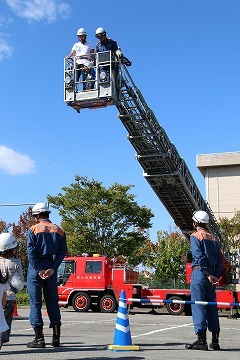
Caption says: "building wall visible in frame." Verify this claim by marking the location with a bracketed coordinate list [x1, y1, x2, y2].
[205, 165, 240, 219]
[197, 152, 240, 220]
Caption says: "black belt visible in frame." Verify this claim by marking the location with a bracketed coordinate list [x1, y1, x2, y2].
[192, 266, 201, 270]
[192, 265, 215, 271]
[38, 257, 53, 261]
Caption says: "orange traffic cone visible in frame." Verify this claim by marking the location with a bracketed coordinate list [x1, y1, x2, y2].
[107, 290, 140, 351]
[13, 302, 21, 318]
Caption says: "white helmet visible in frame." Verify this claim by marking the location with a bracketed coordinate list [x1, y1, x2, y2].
[95, 27, 106, 39]
[192, 210, 209, 224]
[77, 28, 87, 36]
[0, 233, 18, 252]
[31, 202, 51, 215]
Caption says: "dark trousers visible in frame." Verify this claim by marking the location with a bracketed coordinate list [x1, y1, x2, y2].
[27, 265, 61, 328]
[1, 300, 16, 342]
[190, 269, 220, 334]
[76, 64, 95, 90]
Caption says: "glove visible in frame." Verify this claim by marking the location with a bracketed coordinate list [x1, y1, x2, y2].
[115, 48, 123, 58]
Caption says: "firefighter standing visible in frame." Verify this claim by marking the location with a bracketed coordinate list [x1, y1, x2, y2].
[95, 27, 119, 54]
[185, 210, 222, 351]
[95, 27, 121, 83]
[26, 203, 67, 348]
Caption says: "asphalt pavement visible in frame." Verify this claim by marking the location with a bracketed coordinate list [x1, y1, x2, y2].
[1, 307, 240, 359]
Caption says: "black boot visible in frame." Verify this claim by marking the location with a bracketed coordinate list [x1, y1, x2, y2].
[210, 332, 220, 350]
[51, 325, 61, 347]
[185, 331, 208, 350]
[27, 327, 45, 348]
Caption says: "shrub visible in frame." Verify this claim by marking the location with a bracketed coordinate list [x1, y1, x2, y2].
[16, 289, 29, 306]
[16, 289, 46, 306]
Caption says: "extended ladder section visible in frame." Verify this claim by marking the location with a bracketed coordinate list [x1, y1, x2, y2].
[116, 64, 228, 255]
[64, 51, 228, 256]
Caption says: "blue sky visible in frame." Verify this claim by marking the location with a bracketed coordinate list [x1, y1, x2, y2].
[0, 0, 239, 242]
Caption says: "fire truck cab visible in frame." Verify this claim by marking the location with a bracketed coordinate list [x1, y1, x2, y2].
[57, 255, 139, 313]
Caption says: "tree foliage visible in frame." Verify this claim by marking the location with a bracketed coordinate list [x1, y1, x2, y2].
[0, 209, 35, 279]
[11, 208, 36, 278]
[48, 175, 154, 266]
[137, 230, 190, 287]
[219, 211, 240, 248]
[218, 212, 240, 283]
[0, 220, 11, 233]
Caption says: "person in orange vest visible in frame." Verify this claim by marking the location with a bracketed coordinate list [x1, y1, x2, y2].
[185, 211, 222, 351]
[26, 203, 67, 348]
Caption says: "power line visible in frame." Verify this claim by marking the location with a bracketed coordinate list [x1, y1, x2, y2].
[0, 203, 36, 207]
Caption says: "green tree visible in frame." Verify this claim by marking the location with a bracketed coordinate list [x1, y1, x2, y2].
[219, 212, 240, 248]
[138, 230, 190, 288]
[0, 220, 11, 233]
[12, 208, 36, 279]
[48, 175, 154, 266]
[219, 212, 240, 283]
[0, 210, 35, 279]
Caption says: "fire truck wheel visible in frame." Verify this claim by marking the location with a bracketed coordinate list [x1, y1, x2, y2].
[100, 295, 117, 313]
[166, 296, 185, 316]
[72, 292, 91, 312]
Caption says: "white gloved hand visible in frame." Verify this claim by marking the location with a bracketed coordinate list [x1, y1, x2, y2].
[116, 48, 123, 58]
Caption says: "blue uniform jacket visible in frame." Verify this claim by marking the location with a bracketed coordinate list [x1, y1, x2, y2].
[96, 38, 118, 53]
[190, 227, 222, 278]
[27, 219, 67, 272]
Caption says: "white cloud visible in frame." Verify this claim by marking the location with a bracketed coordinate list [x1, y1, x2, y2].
[0, 16, 14, 60]
[58, 2, 71, 19]
[0, 145, 36, 175]
[0, 37, 13, 60]
[0, 1, 71, 61]
[6, 0, 71, 22]
[0, 16, 13, 27]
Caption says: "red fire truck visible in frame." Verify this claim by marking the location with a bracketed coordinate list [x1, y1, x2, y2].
[57, 254, 240, 315]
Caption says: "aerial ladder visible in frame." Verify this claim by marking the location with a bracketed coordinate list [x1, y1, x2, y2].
[64, 51, 231, 276]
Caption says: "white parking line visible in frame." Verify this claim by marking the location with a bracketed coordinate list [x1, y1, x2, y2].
[13, 318, 116, 333]
[132, 323, 193, 337]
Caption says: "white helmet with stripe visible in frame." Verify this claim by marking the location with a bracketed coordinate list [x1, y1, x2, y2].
[77, 28, 87, 36]
[31, 202, 51, 215]
[0, 233, 18, 252]
[192, 210, 209, 224]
